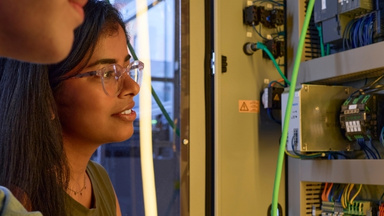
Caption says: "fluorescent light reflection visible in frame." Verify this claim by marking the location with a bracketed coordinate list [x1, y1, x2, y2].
[136, 0, 158, 215]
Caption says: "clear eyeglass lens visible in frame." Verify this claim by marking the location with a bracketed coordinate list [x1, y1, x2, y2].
[101, 61, 143, 96]
[101, 65, 120, 96]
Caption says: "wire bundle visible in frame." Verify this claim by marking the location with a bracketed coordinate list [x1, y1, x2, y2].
[350, 74, 384, 97]
[357, 138, 381, 159]
[343, 12, 376, 50]
[340, 184, 363, 209]
[322, 182, 334, 202]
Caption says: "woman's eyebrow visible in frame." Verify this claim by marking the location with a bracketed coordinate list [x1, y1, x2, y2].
[88, 54, 131, 67]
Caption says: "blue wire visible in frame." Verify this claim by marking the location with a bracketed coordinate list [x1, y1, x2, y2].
[328, 184, 335, 202]
[337, 186, 344, 202]
[359, 138, 378, 159]
[346, 12, 376, 49]
[353, 19, 360, 48]
[369, 13, 375, 44]
[380, 127, 384, 145]
[358, 16, 367, 47]
[252, 23, 269, 40]
[353, 19, 362, 48]
[358, 138, 371, 159]
[329, 151, 350, 159]
[267, 108, 281, 124]
[363, 13, 374, 46]
[343, 19, 354, 50]
[369, 138, 381, 159]
[364, 140, 378, 159]
[366, 13, 373, 45]
[348, 20, 356, 49]
[358, 17, 364, 46]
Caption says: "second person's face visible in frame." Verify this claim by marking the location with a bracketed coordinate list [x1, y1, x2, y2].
[55, 25, 140, 147]
[0, 0, 87, 63]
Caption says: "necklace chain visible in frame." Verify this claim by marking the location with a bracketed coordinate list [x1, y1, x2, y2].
[67, 173, 87, 196]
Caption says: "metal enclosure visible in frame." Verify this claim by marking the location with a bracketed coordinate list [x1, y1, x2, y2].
[281, 84, 355, 153]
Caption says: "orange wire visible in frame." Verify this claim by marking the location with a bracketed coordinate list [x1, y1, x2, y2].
[270, 78, 285, 87]
[325, 183, 333, 201]
[322, 182, 329, 201]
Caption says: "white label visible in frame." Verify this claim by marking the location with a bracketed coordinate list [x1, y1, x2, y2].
[348, 104, 357, 110]
[322, 0, 326, 10]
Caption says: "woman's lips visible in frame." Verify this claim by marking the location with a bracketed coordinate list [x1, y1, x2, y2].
[112, 109, 137, 121]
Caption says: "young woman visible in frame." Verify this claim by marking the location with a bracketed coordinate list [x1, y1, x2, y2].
[0, 0, 142, 215]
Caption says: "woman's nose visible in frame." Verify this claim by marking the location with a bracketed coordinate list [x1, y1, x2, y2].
[118, 74, 140, 97]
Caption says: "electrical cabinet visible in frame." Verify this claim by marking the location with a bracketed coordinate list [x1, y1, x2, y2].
[287, 0, 384, 215]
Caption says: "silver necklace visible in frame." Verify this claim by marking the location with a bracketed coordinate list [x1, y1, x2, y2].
[67, 174, 87, 196]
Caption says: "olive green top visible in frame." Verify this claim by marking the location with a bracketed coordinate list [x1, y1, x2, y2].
[66, 161, 116, 216]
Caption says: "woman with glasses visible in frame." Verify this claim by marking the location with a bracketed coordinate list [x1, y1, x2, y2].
[0, 0, 142, 215]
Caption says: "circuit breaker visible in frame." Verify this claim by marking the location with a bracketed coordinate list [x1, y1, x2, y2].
[281, 84, 356, 154]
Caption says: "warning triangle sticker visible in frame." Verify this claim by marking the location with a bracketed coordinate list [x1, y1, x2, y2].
[240, 102, 249, 111]
[273, 94, 280, 101]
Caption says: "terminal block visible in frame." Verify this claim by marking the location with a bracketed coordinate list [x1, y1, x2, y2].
[243, 5, 259, 26]
[340, 93, 384, 141]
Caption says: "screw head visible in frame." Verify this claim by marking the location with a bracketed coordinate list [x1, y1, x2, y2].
[183, 139, 189, 145]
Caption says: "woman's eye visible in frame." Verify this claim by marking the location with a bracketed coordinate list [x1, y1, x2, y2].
[103, 70, 115, 79]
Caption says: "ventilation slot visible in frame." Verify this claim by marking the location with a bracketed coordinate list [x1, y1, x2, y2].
[303, 182, 322, 216]
[304, 0, 321, 61]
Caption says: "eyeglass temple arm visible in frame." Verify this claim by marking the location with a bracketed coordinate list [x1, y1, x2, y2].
[127, 40, 180, 137]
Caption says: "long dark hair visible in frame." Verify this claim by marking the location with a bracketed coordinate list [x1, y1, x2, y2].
[0, 59, 69, 215]
[0, 0, 127, 215]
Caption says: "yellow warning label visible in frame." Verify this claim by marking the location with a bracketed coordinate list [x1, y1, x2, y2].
[273, 94, 280, 101]
[238, 100, 259, 113]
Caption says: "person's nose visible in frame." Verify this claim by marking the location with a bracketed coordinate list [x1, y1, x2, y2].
[118, 73, 140, 98]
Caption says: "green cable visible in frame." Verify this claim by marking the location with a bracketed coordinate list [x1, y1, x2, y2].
[270, 0, 316, 215]
[256, 42, 291, 85]
[151, 86, 180, 136]
[127, 41, 180, 137]
[316, 24, 325, 57]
